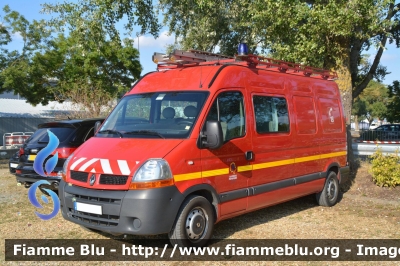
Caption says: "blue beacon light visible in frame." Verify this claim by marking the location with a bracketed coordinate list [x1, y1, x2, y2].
[238, 43, 249, 56]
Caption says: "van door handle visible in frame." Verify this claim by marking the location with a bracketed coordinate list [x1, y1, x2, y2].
[245, 151, 254, 161]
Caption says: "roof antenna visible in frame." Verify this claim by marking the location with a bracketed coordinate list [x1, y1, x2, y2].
[199, 66, 203, 88]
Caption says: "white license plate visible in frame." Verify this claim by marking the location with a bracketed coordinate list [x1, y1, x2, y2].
[10, 163, 18, 168]
[74, 202, 102, 215]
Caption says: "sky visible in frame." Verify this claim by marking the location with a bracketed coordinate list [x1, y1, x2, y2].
[1, 0, 400, 86]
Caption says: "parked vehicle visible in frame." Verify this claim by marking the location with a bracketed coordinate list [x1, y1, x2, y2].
[15, 118, 104, 189]
[9, 151, 19, 174]
[369, 121, 380, 130]
[58, 45, 349, 247]
[359, 124, 400, 141]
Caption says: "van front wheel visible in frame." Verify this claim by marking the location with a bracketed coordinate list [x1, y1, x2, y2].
[316, 171, 339, 207]
[169, 195, 214, 247]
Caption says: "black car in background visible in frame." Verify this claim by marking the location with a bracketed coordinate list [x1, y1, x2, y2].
[15, 118, 104, 189]
[9, 151, 19, 175]
[359, 124, 400, 141]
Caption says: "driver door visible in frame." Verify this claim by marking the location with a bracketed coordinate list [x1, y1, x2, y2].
[201, 90, 252, 217]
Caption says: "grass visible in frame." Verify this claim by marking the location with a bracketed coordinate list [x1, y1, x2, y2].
[0, 162, 400, 265]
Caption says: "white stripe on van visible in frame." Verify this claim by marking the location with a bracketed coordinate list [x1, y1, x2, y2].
[117, 160, 130, 175]
[79, 158, 99, 172]
[100, 159, 113, 174]
[70, 157, 86, 170]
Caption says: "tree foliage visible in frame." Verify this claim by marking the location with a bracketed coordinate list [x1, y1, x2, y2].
[0, 5, 53, 104]
[387, 80, 400, 123]
[42, 0, 161, 41]
[0, 4, 142, 116]
[159, 0, 400, 105]
[158, 0, 400, 167]
[352, 80, 389, 123]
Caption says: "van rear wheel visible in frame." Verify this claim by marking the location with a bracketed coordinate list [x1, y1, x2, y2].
[316, 171, 339, 207]
[169, 195, 214, 247]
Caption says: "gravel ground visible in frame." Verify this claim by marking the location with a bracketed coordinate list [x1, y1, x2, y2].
[1, 160, 399, 266]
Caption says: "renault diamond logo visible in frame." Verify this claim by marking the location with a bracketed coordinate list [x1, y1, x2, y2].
[89, 174, 96, 186]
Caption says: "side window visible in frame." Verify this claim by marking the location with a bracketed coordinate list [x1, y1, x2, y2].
[206, 91, 245, 142]
[253, 95, 290, 133]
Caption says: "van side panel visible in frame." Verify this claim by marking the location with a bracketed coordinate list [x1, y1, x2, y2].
[289, 77, 321, 179]
[315, 82, 347, 174]
[244, 70, 295, 211]
[241, 69, 346, 212]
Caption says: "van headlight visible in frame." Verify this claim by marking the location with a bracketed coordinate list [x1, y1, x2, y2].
[62, 153, 74, 177]
[130, 159, 174, 189]
[133, 159, 172, 181]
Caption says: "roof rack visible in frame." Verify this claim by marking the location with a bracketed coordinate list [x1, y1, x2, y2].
[153, 50, 338, 80]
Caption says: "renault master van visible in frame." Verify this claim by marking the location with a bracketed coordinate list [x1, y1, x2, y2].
[58, 46, 349, 247]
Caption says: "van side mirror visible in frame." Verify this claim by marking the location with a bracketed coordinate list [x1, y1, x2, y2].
[202, 121, 223, 150]
[94, 121, 102, 133]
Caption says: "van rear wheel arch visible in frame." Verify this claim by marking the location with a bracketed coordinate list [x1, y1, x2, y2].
[324, 163, 339, 176]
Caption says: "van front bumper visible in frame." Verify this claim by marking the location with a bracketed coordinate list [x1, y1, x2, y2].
[58, 180, 185, 235]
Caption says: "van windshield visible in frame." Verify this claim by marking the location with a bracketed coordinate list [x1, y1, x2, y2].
[97, 91, 209, 139]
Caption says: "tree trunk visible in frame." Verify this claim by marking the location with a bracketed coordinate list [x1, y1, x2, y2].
[335, 63, 355, 172]
[354, 115, 359, 132]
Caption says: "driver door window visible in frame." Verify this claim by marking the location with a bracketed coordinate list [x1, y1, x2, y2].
[206, 91, 245, 142]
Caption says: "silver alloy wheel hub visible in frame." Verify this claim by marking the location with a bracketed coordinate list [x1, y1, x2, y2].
[327, 179, 336, 201]
[185, 208, 206, 240]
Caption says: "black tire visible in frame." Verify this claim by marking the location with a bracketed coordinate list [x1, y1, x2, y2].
[169, 195, 215, 247]
[316, 171, 339, 207]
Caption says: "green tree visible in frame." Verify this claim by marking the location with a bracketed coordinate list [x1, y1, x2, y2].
[351, 97, 367, 131]
[0, 5, 53, 104]
[354, 80, 389, 124]
[387, 80, 400, 123]
[0, 5, 142, 116]
[42, 0, 161, 43]
[158, 0, 400, 167]
[159, 1, 399, 115]
[37, 33, 141, 116]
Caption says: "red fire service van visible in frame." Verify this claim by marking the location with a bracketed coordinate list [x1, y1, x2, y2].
[59, 44, 349, 247]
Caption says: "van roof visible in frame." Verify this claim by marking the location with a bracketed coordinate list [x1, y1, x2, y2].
[130, 62, 337, 95]
[153, 50, 337, 80]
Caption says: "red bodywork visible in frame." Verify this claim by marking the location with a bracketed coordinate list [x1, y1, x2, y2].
[64, 63, 347, 223]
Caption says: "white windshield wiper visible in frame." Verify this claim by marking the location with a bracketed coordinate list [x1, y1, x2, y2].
[124, 130, 165, 139]
[97, 130, 123, 138]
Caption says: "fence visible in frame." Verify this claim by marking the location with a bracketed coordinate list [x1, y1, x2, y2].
[0, 117, 54, 146]
[358, 129, 400, 142]
[353, 129, 400, 157]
